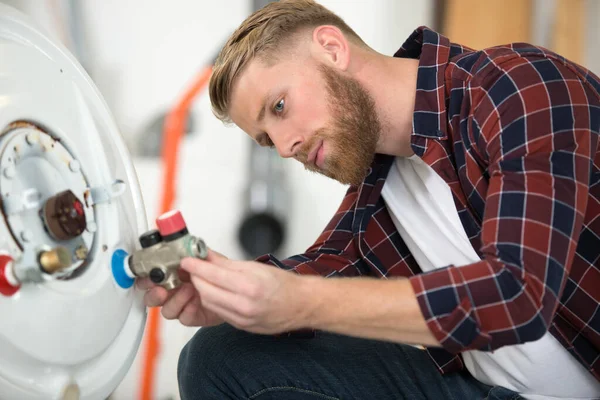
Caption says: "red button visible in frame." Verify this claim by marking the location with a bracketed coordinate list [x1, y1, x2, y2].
[0, 254, 19, 296]
[156, 210, 187, 236]
[73, 199, 84, 216]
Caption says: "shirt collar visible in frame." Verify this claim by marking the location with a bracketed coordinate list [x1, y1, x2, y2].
[394, 26, 452, 142]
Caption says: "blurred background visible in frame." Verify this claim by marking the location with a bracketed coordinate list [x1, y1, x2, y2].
[1, 0, 598, 399]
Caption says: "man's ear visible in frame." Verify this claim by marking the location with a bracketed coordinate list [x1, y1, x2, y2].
[311, 25, 350, 71]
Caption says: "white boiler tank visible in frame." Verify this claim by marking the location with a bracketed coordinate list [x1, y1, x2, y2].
[0, 3, 147, 399]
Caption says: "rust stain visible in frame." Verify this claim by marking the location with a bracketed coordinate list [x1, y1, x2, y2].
[2, 121, 37, 135]
[1, 120, 54, 139]
[0, 196, 23, 252]
[83, 189, 91, 208]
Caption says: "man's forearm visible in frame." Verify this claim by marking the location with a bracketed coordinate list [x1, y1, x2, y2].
[298, 276, 441, 347]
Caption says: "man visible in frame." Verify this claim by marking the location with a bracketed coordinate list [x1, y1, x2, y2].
[139, 0, 600, 398]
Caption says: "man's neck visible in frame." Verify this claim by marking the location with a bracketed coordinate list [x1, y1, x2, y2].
[352, 50, 419, 157]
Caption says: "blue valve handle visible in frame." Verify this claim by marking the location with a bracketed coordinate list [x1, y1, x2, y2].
[111, 249, 134, 289]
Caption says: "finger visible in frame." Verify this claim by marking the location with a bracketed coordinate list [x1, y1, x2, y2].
[189, 279, 252, 328]
[201, 299, 253, 330]
[178, 297, 202, 326]
[161, 283, 197, 320]
[190, 275, 253, 318]
[136, 277, 156, 290]
[144, 286, 170, 307]
[182, 258, 255, 295]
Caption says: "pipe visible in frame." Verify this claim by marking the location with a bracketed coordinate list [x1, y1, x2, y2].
[138, 65, 213, 400]
[66, 0, 90, 73]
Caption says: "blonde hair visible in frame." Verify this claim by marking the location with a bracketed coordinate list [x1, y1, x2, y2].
[208, 0, 366, 123]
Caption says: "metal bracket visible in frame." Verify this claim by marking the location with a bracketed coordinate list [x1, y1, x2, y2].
[85, 179, 126, 206]
[2, 188, 42, 216]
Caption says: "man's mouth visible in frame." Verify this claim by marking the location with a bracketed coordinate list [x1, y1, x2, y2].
[306, 139, 324, 168]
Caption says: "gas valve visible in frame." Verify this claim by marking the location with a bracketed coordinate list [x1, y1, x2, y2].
[111, 210, 208, 290]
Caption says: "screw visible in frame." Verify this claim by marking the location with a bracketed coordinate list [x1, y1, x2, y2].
[20, 230, 33, 242]
[87, 221, 97, 232]
[3, 166, 15, 179]
[26, 133, 39, 145]
[149, 268, 166, 283]
[69, 160, 80, 172]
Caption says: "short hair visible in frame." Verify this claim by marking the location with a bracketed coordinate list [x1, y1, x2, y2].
[208, 0, 366, 123]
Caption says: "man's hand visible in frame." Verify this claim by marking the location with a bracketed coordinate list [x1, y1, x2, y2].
[180, 251, 312, 335]
[139, 249, 438, 347]
[137, 250, 225, 327]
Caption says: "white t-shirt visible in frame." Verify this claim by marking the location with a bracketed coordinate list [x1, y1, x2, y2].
[380, 155, 600, 400]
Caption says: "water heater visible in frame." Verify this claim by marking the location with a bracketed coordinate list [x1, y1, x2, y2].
[0, 3, 147, 399]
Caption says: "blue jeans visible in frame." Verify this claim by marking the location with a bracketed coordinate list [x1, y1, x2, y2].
[177, 323, 523, 399]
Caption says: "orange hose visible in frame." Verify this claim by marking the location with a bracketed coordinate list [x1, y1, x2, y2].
[139, 65, 213, 400]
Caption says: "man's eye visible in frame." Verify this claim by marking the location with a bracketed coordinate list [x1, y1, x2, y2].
[274, 99, 285, 113]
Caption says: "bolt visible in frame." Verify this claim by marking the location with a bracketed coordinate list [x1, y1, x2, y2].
[3, 166, 15, 179]
[69, 160, 80, 172]
[149, 268, 165, 283]
[26, 133, 39, 145]
[87, 221, 97, 232]
[20, 230, 33, 242]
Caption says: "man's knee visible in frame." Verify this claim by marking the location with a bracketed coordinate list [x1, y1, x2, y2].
[178, 324, 229, 397]
[179, 324, 225, 369]
[177, 323, 262, 399]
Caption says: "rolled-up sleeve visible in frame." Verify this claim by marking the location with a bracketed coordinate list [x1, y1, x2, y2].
[409, 55, 599, 353]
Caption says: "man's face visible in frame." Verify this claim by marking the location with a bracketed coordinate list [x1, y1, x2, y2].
[229, 55, 381, 186]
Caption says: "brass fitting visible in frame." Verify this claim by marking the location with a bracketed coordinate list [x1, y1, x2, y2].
[38, 246, 72, 274]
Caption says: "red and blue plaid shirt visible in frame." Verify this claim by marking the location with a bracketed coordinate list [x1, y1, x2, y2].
[258, 27, 600, 381]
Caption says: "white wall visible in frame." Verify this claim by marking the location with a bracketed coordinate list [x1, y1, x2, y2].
[121, 3, 433, 399]
[1, 1, 432, 399]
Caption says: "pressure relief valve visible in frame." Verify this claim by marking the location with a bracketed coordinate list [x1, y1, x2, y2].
[112, 210, 208, 290]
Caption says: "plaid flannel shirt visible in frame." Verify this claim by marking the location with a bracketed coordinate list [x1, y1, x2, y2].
[257, 27, 600, 381]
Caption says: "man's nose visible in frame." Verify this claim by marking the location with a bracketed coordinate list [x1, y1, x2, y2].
[273, 133, 303, 159]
